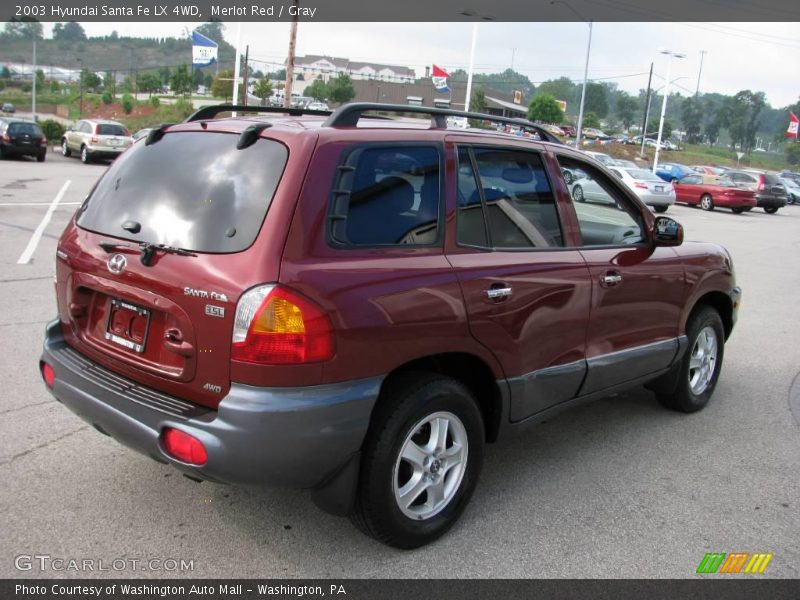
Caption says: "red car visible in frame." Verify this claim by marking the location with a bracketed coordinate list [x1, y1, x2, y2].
[674, 174, 757, 213]
[40, 102, 741, 548]
[692, 165, 726, 176]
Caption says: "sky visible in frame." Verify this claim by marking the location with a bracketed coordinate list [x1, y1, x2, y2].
[49, 21, 800, 108]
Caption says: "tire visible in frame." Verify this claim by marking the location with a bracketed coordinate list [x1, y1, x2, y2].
[764, 207, 779, 214]
[731, 207, 744, 214]
[80, 146, 90, 164]
[700, 194, 714, 211]
[656, 306, 725, 413]
[563, 171, 574, 185]
[743, 207, 753, 212]
[61, 139, 71, 157]
[654, 206, 668, 213]
[351, 373, 485, 549]
[36, 152, 46, 163]
[572, 185, 585, 202]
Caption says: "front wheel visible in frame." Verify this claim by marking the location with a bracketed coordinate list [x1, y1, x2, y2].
[563, 171, 574, 185]
[700, 194, 714, 211]
[80, 146, 90, 164]
[61, 139, 71, 157]
[351, 374, 484, 549]
[653, 205, 668, 213]
[656, 306, 725, 413]
[764, 207, 779, 214]
[572, 185, 585, 202]
[731, 207, 744, 214]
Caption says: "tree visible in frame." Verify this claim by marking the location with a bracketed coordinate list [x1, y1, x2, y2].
[583, 112, 601, 128]
[471, 86, 487, 113]
[138, 72, 163, 96]
[192, 68, 205, 89]
[81, 69, 102, 91]
[1, 66, 10, 79]
[2, 19, 43, 40]
[211, 69, 234, 100]
[35, 69, 45, 89]
[584, 83, 609, 118]
[270, 68, 286, 81]
[681, 96, 704, 143]
[535, 77, 576, 110]
[52, 21, 87, 41]
[122, 94, 134, 114]
[253, 78, 273, 105]
[170, 64, 192, 96]
[327, 73, 356, 104]
[662, 120, 673, 139]
[615, 94, 638, 130]
[705, 117, 721, 147]
[49, 80, 60, 94]
[786, 143, 800, 166]
[528, 93, 564, 124]
[195, 21, 225, 45]
[159, 67, 172, 86]
[304, 78, 328, 101]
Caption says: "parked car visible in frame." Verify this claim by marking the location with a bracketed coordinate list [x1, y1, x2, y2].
[673, 174, 757, 213]
[40, 102, 740, 549]
[693, 165, 726, 176]
[0, 118, 47, 161]
[780, 177, 800, 204]
[131, 128, 153, 142]
[1, 102, 15, 114]
[724, 169, 788, 214]
[654, 163, 695, 183]
[608, 166, 676, 212]
[560, 124, 576, 136]
[614, 159, 639, 168]
[61, 119, 133, 163]
[307, 101, 330, 112]
[583, 150, 618, 167]
[582, 127, 608, 139]
[570, 171, 616, 205]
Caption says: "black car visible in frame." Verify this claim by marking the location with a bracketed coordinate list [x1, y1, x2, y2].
[725, 170, 788, 214]
[0, 119, 47, 162]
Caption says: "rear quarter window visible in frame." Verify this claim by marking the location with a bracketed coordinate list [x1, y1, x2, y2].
[77, 131, 288, 253]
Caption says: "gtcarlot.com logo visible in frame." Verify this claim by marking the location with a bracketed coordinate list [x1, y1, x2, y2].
[14, 554, 194, 572]
[697, 552, 773, 574]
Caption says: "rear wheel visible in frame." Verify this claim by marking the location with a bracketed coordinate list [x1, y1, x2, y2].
[572, 185, 585, 202]
[656, 306, 725, 413]
[61, 139, 71, 157]
[764, 207, 779, 214]
[700, 194, 714, 211]
[654, 206, 668, 213]
[351, 374, 484, 549]
[80, 146, 90, 164]
[563, 171, 574, 185]
[36, 153, 45, 163]
[731, 207, 744, 214]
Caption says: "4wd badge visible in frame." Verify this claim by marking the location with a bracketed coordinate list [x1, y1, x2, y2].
[205, 305, 225, 318]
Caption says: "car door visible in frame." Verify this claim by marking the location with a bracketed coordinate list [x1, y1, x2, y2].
[554, 153, 685, 396]
[445, 141, 592, 422]
[674, 174, 702, 204]
[68, 121, 84, 151]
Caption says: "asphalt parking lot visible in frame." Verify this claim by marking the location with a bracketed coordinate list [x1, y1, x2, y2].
[1, 150, 798, 579]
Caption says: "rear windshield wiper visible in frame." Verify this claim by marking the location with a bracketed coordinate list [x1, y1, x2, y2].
[100, 241, 196, 266]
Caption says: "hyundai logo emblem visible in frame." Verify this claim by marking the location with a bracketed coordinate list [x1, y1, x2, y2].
[107, 253, 127, 274]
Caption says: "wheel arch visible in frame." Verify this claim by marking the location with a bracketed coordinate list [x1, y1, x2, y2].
[690, 291, 733, 340]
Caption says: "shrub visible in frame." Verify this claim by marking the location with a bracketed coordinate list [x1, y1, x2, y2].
[101, 91, 113, 105]
[122, 94, 134, 115]
[150, 96, 160, 107]
[40, 119, 66, 143]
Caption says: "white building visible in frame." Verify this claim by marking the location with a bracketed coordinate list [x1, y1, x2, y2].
[290, 55, 416, 84]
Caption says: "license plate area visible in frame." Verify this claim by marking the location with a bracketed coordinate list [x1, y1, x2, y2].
[105, 299, 151, 353]
[655, 185, 664, 192]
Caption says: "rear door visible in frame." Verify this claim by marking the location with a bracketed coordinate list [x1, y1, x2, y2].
[446, 140, 592, 422]
[554, 153, 685, 395]
[56, 129, 290, 409]
[95, 122, 132, 152]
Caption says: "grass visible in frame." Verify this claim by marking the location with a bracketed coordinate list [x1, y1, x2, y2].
[600, 142, 792, 172]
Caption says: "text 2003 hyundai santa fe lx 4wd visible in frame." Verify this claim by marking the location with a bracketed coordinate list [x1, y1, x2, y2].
[40, 103, 741, 548]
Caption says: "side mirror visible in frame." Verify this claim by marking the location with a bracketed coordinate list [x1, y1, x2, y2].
[653, 216, 683, 247]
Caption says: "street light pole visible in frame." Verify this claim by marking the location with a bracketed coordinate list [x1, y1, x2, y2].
[653, 49, 685, 173]
[551, 1, 592, 148]
[77, 59, 83, 118]
[695, 50, 707, 96]
[31, 34, 37, 120]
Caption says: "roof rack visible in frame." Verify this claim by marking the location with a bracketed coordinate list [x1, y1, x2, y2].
[321, 103, 563, 144]
[184, 104, 332, 123]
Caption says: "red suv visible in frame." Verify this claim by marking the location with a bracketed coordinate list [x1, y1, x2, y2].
[40, 103, 741, 548]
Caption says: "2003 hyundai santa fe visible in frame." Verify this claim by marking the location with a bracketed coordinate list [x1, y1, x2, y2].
[40, 103, 741, 548]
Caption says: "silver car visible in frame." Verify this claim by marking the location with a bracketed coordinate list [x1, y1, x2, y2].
[609, 166, 676, 213]
[61, 119, 132, 164]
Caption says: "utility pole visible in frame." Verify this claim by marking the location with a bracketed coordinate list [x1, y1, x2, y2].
[31, 33, 37, 120]
[511, 47, 516, 71]
[695, 50, 707, 96]
[242, 45, 249, 107]
[78, 58, 84, 118]
[639, 62, 653, 157]
[284, 0, 299, 108]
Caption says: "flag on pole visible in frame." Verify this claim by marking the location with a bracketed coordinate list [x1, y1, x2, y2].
[787, 112, 799, 138]
[192, 31, 218, 67]
[431, 65, 450, 93]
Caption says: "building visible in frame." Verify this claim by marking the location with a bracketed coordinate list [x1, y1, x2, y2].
[291, 55, 416, 84]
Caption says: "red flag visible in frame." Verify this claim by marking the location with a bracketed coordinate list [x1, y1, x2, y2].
[431, 65, 450, 92]
[787, 112, 799, 138]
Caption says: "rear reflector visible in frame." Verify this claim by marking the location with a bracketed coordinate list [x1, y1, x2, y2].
[41, 362, 56, 389]
[161, 428, 207, 466]
[232, 284, 335, 364]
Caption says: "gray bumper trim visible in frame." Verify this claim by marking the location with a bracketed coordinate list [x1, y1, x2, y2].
[41, 319, 382, 488]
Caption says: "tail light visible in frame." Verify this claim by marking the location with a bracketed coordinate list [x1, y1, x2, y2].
[40, 137, 47, 146]
[40, 362, 56, 389]
[757, 175, 765, 191]
[90, 136, 99, 143]
[1, 134, 9, 143]
[232, 284, 335, 364]
[634, 182, 648, 189]
[161, 428, 207, 465]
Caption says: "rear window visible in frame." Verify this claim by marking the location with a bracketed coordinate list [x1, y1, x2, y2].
[96, 124, 129, 136]
[626, 169, 660, 181]
[8, 122, 42, 136]
[763, 174, 782, 185]
[77, 131, 288, 253]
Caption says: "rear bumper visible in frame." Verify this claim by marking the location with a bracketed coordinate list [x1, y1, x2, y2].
[86, 145, 127, 157]
[41, 319, 381, 489]
[1, 143, 45, 157]
[755, 194, 787, 208]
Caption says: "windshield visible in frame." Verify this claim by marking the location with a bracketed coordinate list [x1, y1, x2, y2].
[77, 131, 288, 253]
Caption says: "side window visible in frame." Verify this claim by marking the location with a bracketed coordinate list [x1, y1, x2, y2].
[609, 168, 623, 179]
[557, 155, 645, 247]
[330, 146, 441, 246]
[455, 146, 563, 249]
[682, 175, 702, 185]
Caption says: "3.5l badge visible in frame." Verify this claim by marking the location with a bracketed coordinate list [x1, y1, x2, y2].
[205, 305, 225, 318]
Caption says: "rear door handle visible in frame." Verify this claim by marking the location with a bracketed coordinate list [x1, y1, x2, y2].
[600, 272, 623, 287]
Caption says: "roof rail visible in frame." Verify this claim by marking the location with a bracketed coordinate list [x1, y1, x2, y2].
[184, 104, 332, 123]
[321, 102, 563, 144]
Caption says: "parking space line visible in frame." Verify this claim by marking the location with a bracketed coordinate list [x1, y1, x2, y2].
[16, 180, 72, 265]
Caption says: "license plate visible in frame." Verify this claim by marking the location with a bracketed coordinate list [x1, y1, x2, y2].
[109, 139, 119, 146]
[655, 186, 664, 192]
[105, 299, 150, 353]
